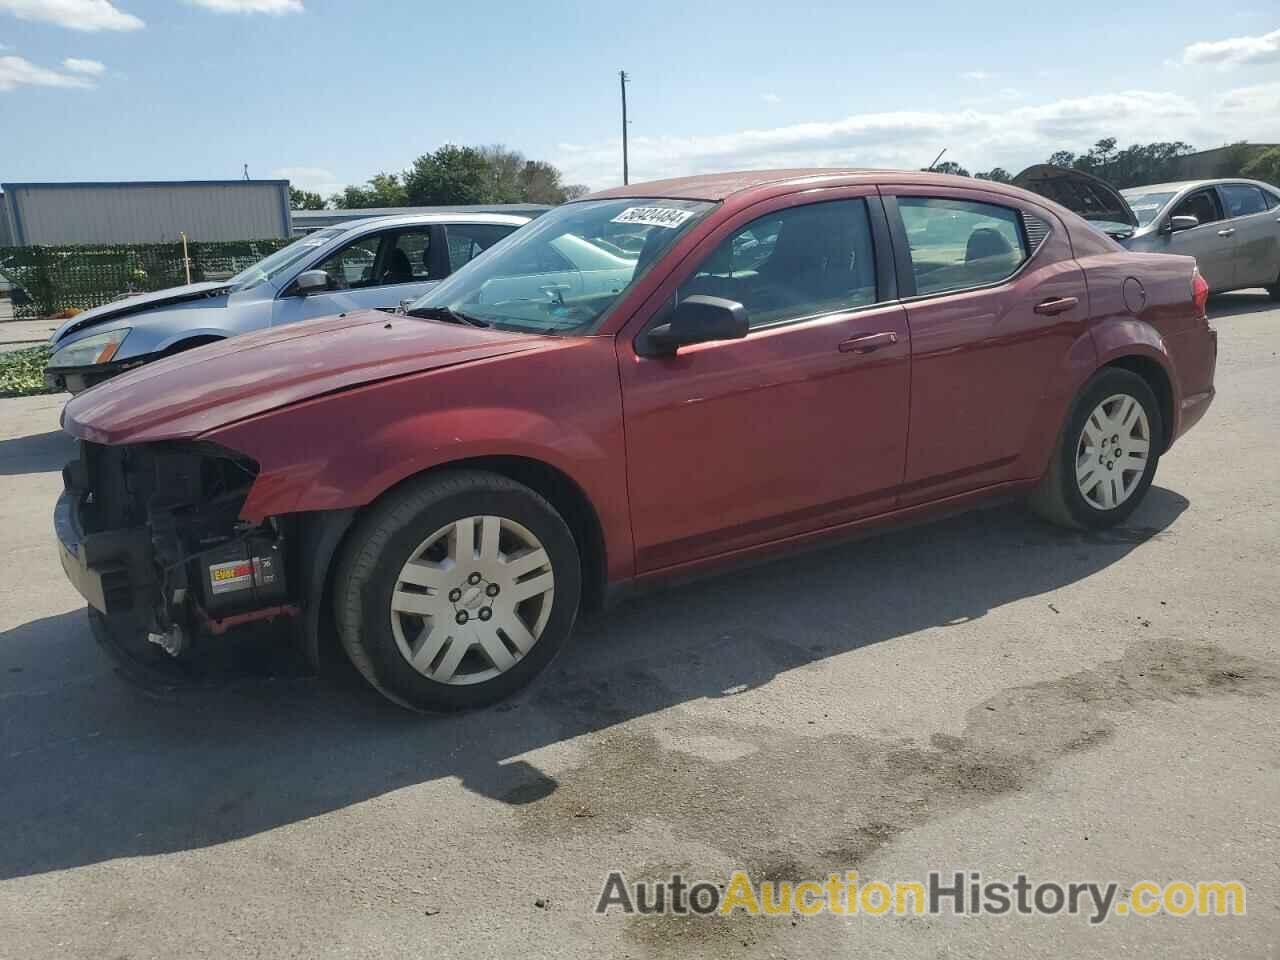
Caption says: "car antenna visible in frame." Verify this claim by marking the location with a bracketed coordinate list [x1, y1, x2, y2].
[926, 148, 947, 172]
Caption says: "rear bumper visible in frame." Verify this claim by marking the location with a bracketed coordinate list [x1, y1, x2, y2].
[1177, 387, 1215, 442]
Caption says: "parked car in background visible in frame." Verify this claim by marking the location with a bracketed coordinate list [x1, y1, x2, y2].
[1014, 165, 1280, 297]
[55, 169, 1216, 712]
[43, 213, 530, 393]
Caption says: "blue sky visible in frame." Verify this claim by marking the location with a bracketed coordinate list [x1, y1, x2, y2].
[1, 0, 1278, 194]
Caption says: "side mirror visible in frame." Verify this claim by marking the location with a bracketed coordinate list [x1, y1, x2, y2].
[291, 270, 330, 296]
[642, 295, 749, 356]
[1166, 215, 1199, 234]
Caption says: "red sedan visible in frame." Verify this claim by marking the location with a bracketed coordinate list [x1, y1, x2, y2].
[56, 169, 1217, 711]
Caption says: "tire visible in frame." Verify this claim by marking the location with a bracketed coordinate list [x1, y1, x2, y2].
[1267, 283, 1280, 302]
[1028, 367, 1163, 530]
[334, 470, 581, 712]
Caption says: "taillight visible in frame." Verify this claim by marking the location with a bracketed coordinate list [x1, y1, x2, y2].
[1192, 267, 1210, 317]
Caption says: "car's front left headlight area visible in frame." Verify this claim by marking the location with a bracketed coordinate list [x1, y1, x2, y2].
[47, 328, 132, 369]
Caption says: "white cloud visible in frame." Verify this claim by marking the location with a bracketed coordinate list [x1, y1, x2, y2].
[1184, 27, 1280, 67]
[961, 70, 997, 81]
[1216, 81, 1280, 115]
[761, 93, 781, 104]
[272, 166, 344, 196]
[62, 55, 103, 74]
[0, 0, 143, 31]
[554, 88, 1277, 192]
[0, 52, 94, 90]
[187, 0, 303, 13]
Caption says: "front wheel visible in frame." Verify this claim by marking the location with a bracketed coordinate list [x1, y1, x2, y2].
[334, 470, 581, 712]
[1029, 368, 1163, 530]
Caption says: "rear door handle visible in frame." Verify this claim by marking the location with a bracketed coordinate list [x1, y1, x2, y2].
[1217, 228, 1236, 237]
[838, 331, 898, 354]
[1033, 296, 1079, 316]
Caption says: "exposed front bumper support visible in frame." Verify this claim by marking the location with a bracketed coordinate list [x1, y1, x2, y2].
[54, 489, 154, 615]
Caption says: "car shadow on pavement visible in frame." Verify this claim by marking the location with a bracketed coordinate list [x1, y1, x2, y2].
[0, 487, 1188, 880]
[0, 429, 76, 476]
[1208, 290, 1277, 319]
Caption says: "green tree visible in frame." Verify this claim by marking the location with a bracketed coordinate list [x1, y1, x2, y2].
[974, 167, 1012, 182]
[403, 145, 493, 206]
[289, 187, 326, 210]
[330, 172, 408, 209]
[478, 144, 586, 203]
[1045, 140, 1195, 188]
[1241, 146, 1280, 187]
[926, 161, 970, 177]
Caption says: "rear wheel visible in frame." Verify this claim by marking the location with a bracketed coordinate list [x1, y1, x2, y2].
[1029, 368, 1163, 530]
[334, 470, 581, 712]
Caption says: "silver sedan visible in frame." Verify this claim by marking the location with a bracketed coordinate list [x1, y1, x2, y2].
[1015, 166, 1280, 297]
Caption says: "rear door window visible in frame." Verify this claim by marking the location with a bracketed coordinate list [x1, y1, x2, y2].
[445, 223, 519, 273]
[383, 228, 439, 284]
[897, 197, 1028, 296]
[1220, 184, 1268, 218]
[677, 198, 878, 329]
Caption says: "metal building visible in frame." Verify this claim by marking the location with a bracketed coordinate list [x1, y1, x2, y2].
[0, 193, 14, 246]
[0, 179, 291, 246]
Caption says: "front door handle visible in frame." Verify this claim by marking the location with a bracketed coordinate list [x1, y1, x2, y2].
[838, 331, 898, 354]
[1217, 228, 1236, 237]
[1033, 296, 1079, 316]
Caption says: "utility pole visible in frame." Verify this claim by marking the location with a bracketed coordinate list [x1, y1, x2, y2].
[619, 70, 630, 185]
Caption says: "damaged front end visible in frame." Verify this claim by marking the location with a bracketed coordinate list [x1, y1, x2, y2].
[55, 439, 299, 677]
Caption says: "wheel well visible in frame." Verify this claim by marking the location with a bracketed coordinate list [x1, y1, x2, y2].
[1104, 355, 1173, 450]
[376, 456, 609, 613]
[160, 335, 222, 357]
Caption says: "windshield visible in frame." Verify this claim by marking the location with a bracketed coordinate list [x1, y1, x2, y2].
[228, 228, 343, 291]
[1121, 191, 1177, 227]
[407, 198, 715, 334]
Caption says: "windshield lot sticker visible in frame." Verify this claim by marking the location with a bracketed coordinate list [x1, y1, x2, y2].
[611, 206, 696, 229]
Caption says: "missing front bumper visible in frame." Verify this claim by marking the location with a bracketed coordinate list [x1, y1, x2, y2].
[54, 489, 153, 615]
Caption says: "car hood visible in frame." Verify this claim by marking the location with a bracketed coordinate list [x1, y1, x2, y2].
[62, 310, 555, 445]
[1012, 165, 1139, 237]
[50, 280, 232, 344]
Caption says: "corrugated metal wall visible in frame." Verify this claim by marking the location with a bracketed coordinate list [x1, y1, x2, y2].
[0, 194, 14, 246]
[1, 180, 290, 245]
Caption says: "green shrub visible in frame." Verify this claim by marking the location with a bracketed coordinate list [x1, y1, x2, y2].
[0, 346, 54, 397]
[0, 238, 294, 320]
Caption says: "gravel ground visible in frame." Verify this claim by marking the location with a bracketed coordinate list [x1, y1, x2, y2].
[1, 293, 1277, 959]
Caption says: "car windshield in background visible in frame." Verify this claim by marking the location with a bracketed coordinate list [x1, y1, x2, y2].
[1121, 191, 1177, 227]
[228, 228, 343, 292]
[408, 199, 715, 334]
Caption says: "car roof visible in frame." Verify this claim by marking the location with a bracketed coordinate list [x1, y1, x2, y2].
[333, 212, 531, 232]
[1121, 178, 1278, 194]
[584, 168, 1050, 204]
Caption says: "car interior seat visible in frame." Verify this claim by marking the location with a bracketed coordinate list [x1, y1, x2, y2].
[965, 227, 1013, 262]
[384, 248, 414, 284]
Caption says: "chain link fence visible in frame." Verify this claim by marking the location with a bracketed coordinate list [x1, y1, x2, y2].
[0, 239, 294, 320]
